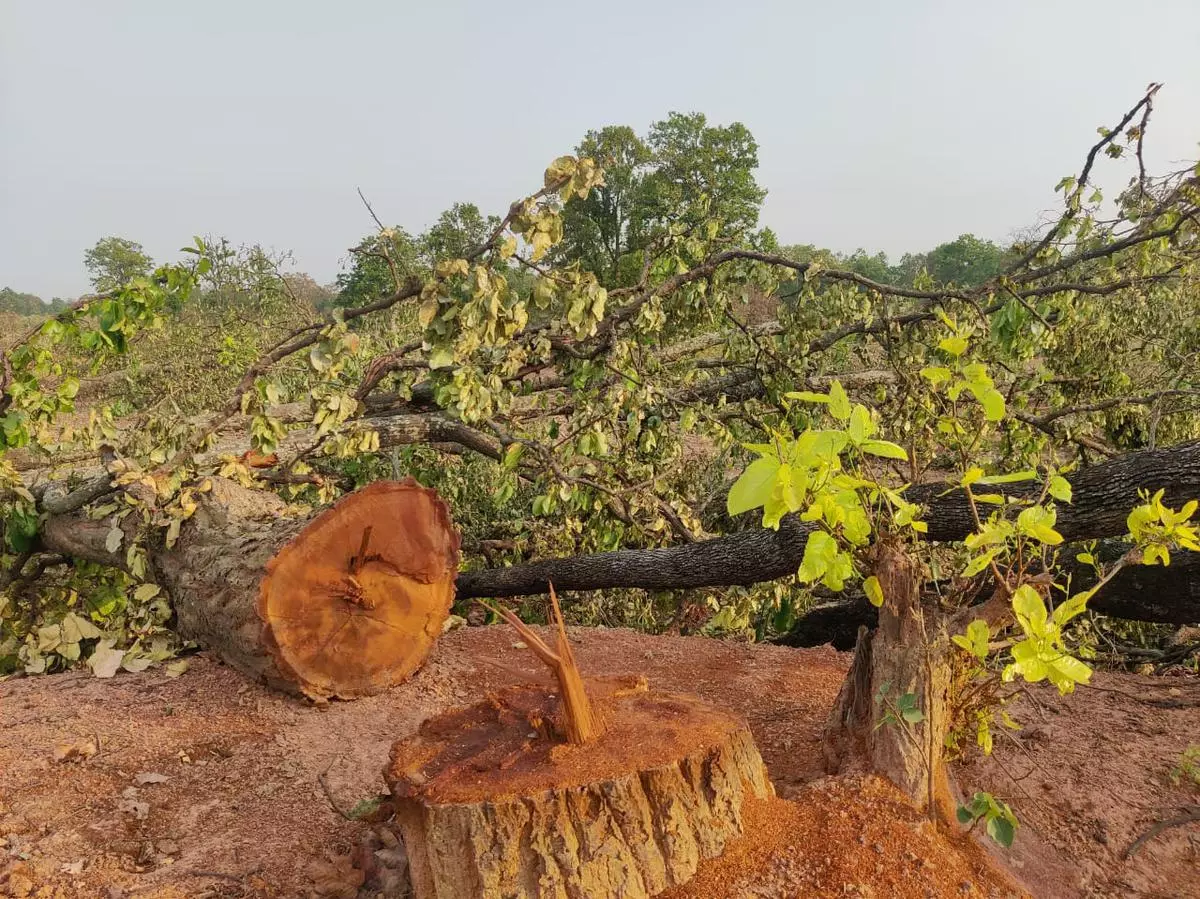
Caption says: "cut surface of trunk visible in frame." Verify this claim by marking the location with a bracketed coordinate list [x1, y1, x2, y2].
[385, 677, 774, 899]
[154, 477, 459, 700]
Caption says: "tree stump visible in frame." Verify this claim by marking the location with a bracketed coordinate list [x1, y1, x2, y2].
[385, 677, 773, 899]
[822, 539, 958, 822]
[155, 477, 460, 699]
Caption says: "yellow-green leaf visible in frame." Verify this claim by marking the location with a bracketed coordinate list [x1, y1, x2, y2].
[864, 575, 885, 607]
[727, 457, 780, 517]
[939, 335, 969, 357]
[828, 381, 851, 421]
[861, 439, 908, 460]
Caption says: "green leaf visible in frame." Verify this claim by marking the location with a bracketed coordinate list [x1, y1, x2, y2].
[860, 439, 908, 460]
[1016, 505, 1063, 545]
[1046, 654, 1092, 693]
[1051, 589, 1093, 627]
[987, 814, 1016, 848]
[939, 335, 969, 357]
[973, 386, 1006, 422]
[828, 381, 851, 421]
[785, 391, 829, 404]
[977, 470, 1037, 485]
[727, 457, 780, 517]
[502, 443, 525, 472]
[920, 366, 953, 386]
[1048, 475, 1073, 503]
[428, 345, 455, 369]
[798, 530, 838, 583]
[864, 575, 885, 608]
[952, 619, 991, 661]
[847, 405, 874, 443]
[1012, 585, 1048, 635]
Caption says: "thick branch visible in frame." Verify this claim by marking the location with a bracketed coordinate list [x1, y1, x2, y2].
[456, 440, 1200, 599]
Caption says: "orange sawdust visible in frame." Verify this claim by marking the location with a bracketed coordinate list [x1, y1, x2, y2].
[664, 775, 1027, 899]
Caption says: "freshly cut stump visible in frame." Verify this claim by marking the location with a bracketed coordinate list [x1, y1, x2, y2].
[385, 677, 774, 899]
[156, 477, 460, 700]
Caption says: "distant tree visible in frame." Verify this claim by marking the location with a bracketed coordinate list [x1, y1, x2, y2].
[924, 234, 1006, 286]
[334, 204, 502, 311]
[642, 112, 765, 238]
[557, 126, 654, 283]
[839, 249, 895, 284]
[334, 228, 421, 310]
[83, 237, 154, 291]
[419, 203, 500, 266]
[556, 113, 766, 287]
[0, 288, 58, 316]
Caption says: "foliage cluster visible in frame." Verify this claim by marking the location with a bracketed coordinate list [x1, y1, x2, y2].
[2, 90, 1198, 697]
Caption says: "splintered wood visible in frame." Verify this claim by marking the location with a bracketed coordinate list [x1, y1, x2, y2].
[385, 590, 775, 899]
[257, 478, 460, 700]
[485, 583, 603, 744]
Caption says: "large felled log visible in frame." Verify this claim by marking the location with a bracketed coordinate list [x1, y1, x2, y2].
[456, 440, 1200, 603]
[385, 677, 773, 899]
[44, 477, 460, 699]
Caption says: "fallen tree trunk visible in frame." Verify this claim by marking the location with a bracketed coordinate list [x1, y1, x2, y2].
[42, 477, 461, 700]
[456, 440, 1200, 603]
[781, 549, 1200, 649]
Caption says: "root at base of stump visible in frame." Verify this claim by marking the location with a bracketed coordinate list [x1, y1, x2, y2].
[385, 677, 774, 899]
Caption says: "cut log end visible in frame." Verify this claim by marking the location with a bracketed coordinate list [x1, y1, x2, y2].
[257, 479, 460, 700]
[386, 679, 774, 899]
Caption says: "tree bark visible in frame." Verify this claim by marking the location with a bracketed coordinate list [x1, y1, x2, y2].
[822, 541, 957, 822]
[457, 440, 1200, 602]
[41, 477, 460, 700]
[780, 550, 1200, 649]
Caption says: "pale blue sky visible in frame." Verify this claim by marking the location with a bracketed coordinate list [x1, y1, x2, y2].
[3, 0, 1199, 299]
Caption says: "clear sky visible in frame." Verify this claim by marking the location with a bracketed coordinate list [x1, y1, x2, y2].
[3, 0, 1199, 300]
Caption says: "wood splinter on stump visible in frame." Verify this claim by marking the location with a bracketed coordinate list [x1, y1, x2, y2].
[157, 477, 460, 701]
[385, 583, 774, 899]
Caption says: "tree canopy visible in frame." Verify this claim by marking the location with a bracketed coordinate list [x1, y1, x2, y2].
[2, 88, 1198, 683]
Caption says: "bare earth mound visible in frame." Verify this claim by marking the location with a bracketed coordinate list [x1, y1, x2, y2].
[0, 626, 1196, 898]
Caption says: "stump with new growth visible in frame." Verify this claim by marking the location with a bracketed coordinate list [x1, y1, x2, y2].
[154, 477, 460, 700]
[385, 588, 774, 899]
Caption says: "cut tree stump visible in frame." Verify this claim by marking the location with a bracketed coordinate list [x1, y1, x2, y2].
[386, 677, 773, 899]
[151, 477, 460, 699]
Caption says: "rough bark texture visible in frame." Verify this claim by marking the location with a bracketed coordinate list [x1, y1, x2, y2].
[457, 440, 1200, 603]
[59, 477, 461, 699]
[823, 542, 957, 822]
[781, 547, 1200, 649]
[386, 680, 774, 899]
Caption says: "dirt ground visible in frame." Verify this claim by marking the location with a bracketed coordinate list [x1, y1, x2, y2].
[0, 626, 1196, 898]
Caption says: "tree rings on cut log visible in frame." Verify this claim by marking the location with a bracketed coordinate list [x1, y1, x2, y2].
[385, 677, 774, 899]
[258, 479, 460, 700]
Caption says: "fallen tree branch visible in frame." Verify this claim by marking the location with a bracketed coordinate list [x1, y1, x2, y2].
[456, 439, 1200, 599]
